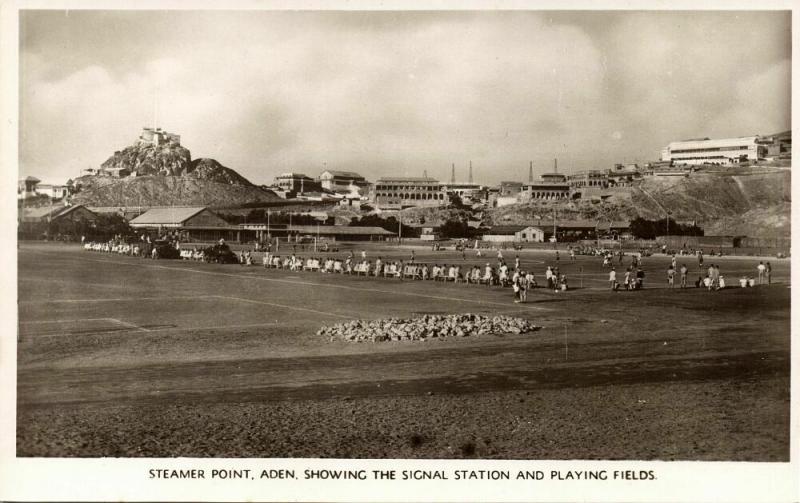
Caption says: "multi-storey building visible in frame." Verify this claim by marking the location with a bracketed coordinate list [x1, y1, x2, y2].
[661, 136, 766, 165]
[273, 173, 322, 194]
[318, 170, 370, 194]
[520, 173, 570, 200]
[372, 177, 447, 210]
[566, 170, 609, 189]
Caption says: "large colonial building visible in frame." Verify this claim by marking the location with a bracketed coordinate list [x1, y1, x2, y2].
[566, 170, 609, 189]
[273, 173, 322, 194]
[318, 170, 370, 194]
[520, 173, 570, 201]
[372, 177, 447, 210]
[660, 136, 767, 165]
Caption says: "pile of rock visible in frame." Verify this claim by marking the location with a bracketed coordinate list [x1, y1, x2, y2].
[319, 314, 541, 343]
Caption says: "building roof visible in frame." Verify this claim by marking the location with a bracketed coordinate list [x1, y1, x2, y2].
[321, 170, 366, 180]
[20, 176, 40, 183]
[20, 204, 91, 222]
[667, 136, 759, 150]
[129, 207, 208, 226]
[376, 177, 440, 183]
[287, 225, 394, 236]
[276, 172, 313, 179]
[523, 219, 630, 230]
[486, 225, 543, 235]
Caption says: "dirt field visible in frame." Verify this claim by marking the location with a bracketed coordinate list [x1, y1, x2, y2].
[16, 242, 790, 460]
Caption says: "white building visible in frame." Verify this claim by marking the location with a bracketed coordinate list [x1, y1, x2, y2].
[35, 183, 70, 199]
[138, 127, 181, 147]
[482, 225, 545, 243]
[319, 170, 370, 194]
[661, 136, 767, 166]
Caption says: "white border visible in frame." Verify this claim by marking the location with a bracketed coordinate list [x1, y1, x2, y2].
[0, 1, 797, 502]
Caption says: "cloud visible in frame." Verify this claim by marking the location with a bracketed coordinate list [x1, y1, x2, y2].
[19, 10, 790, 185]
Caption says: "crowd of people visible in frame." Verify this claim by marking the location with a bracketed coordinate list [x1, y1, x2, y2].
[254, 250, 571, 302]
[82, 235, 779, 302]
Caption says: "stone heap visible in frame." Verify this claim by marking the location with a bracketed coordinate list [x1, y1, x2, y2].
[319, 314, 541, 343]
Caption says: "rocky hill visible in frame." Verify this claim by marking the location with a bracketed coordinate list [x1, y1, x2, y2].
[72, 175, 279, 208]
[487, 169, 790, 238]
[74, 137, 280, 208]
[101, 142, 192, 177]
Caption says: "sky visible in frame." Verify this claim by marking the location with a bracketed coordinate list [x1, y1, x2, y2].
[19, 10, 791, 186]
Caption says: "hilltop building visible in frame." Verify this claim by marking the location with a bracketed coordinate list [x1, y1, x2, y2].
[660, 136, 767, 165]
[372, 177, 446, 210]
[137, 127, 181, 147]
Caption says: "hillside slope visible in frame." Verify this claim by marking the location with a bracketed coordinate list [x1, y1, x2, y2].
[487, 170, 790, 237]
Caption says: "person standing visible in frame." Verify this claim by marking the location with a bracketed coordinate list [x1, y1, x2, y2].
[679, 263, 688, 288]
[667, 265, 675, 289]
[766, 262, 772, 284]
[410, 250, 415, 264]
[570, 248, 576, 261]
[609, 267, 617, 290]
[757, 261, 766, 285]
[515, 255, 520, 271]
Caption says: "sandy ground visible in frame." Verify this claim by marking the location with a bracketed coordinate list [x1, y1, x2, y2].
[16, 243, 791, 460]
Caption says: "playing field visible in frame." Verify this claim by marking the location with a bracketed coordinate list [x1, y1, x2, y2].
[17, 242, 790, 459]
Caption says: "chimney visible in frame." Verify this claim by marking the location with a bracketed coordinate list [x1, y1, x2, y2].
[469, 161, 473, 184]
[450, 163, 456, 184]
[529, 161, 533, 183]
[554, 158, 558, 174]
[423, 170, 427, 178]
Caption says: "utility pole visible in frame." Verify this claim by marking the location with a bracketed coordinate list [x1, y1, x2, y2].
[554, 158, 558, 174]
[529, 161, 533, 183]
[450, 163, 456, 184]
[469, 161, 473, 184]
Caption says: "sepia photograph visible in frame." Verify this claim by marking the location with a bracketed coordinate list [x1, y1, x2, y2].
[5, 3, 795, 496]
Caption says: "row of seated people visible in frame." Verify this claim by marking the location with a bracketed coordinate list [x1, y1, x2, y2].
[84, 241, 142, 256]
[260, 253, 539, 287]
[180, 249, 206, 261]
